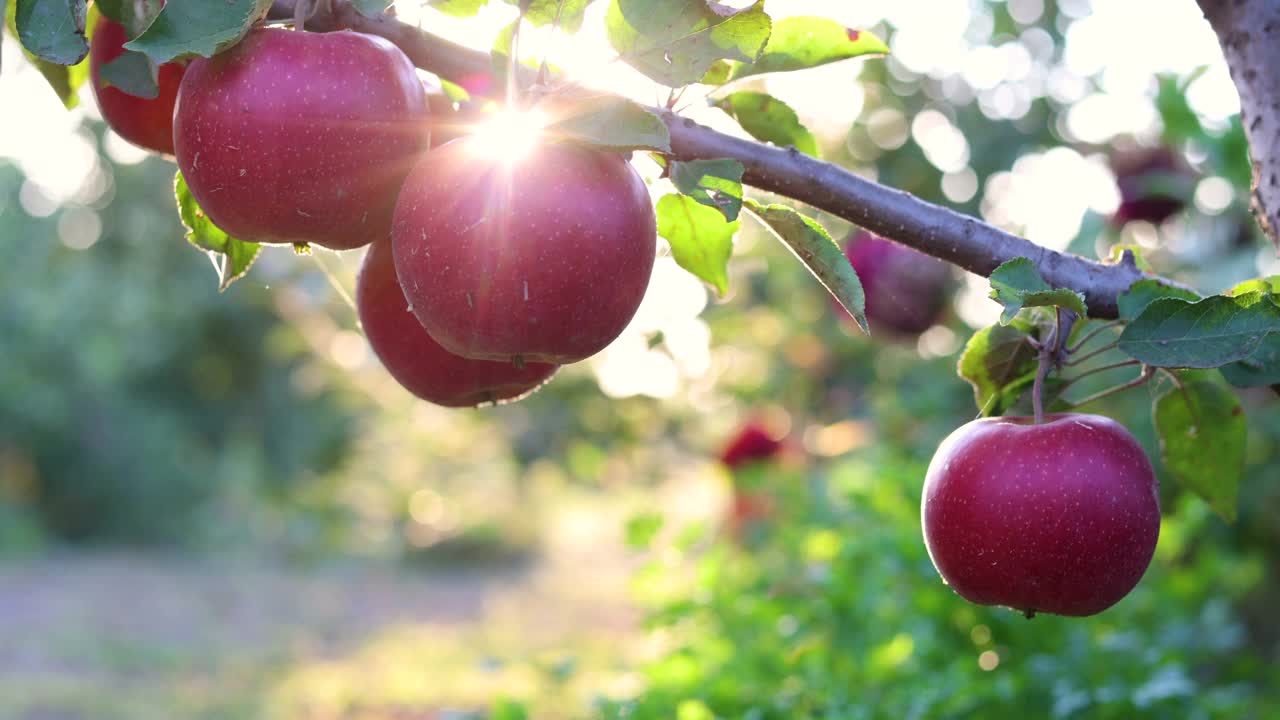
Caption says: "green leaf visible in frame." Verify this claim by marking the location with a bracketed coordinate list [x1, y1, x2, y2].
[14, 0, 88, 65]
[1225, 275, 1280, 297]
[1153, 374, 1244, 522]
[624, 511, 664, 550]
[489, 698, 529, 720]
[351, 0, 393, 17]
[669, 158, 743, 221]
[727, 17, 888, 81]
[430, 0, 490, 16]
[507, 0, 596, 33]
[125, 0, 272, 63]
[657, 193, 738, 296]
[957, 321, 1039, 416]
[1117, 278, 1201, 322]
[98, 48, 159, 99]
[6, 0, 91, 108]
[1118, 292, 1280, 368]
[1219, 276, 1280, 386]
[94, 0, 161, 29]
[175, 172, 262, 291]
[712, 91, 819, 158]
[546, 96, 671, 152]
[987, 257, 1088, 324]
[605, 0, 770, 87]
[744, 199, 867, 333]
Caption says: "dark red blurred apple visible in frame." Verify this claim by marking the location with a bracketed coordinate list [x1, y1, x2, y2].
[174, 28, 429, 250]
[1110, 147, 1195, 226]
[922, 413, 1160, 617]
[719, 421, 783, 469]
[844, 231, 950, 336]
[356, 239, 557, 407]
[90, 17, 186, 155]
[392, 136, 656, 365]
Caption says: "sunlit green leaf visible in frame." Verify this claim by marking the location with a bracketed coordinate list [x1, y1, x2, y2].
[745, 200, 867, 333]
[657, 193, 738, 296]
[712, 91, 818, 157]
[175, 172, 262, 291]
[957, 320, 1039, 416]
[606, 0, 770, 87]
[547, 96, 671, 152]
[728, 17, 888, 81]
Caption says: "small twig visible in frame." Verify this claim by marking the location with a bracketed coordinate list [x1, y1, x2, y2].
[1055, 359, 1142, 396]
[1062, 365, 1155, 410]
[1065, 340, 1120, 367]
[1068, 319, 1122, 354]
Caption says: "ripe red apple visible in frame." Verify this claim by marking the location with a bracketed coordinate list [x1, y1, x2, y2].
[1110, 147, 1194, 227]
[89, 17, 186, 155]
[392, 136, 656, 365]
[922, 413, 1160, 617]
[174, 28, 429, 250]
[719, 421, 783, 469]
[843, 231, 950, 336]
[356, 239, 557, 407]
[719, 421, 785, 541]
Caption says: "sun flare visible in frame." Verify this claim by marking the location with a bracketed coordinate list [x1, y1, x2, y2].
[467, 109, 549, 162]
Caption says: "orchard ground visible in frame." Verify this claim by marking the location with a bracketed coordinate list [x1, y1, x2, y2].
[0, 483, 654, 719]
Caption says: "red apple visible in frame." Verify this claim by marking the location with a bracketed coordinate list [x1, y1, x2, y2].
[392, 136, 656, 365]
[922, 413, 1160, 617]
[356, 239, 557, 407]
[89, 17, 186, 155]
[174, 28, 429, 250]
[844, 231, 950, 336]
[719, 421, 783, 469]
[1110, 147, 1194, 227]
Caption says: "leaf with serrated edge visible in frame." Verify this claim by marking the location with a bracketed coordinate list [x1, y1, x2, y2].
[713, 91, 819, 157]
[547, 96, 671, 152]
[729, 17, 888, 81]
[1118, 292, 1280, 368]
[1117, 278, 1201, 322]
[175, 172, 261, 291]
[15, 0, 88, 65]
[670, 158, 743, 221]
[430, 0, 490, 16]
[1153, 373, 1244, 522]
[657, 193, 737, 296]
[125, 0, 272, 63]
[6, 0, 91, 107]
[745, 199, 867, 333]
[958, 321, 1039, 415]
[988, 257, 1087, 324]
[606, 0, 770, 87]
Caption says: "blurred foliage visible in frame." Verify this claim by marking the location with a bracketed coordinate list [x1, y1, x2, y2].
[0, 136, 356, 546]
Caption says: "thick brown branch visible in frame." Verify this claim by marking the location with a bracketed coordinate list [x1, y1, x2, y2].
[285, 0, 1180, 319]
[1198, 0, 1280, 249]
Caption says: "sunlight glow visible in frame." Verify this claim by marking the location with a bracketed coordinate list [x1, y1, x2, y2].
[467, 109, 549, 162]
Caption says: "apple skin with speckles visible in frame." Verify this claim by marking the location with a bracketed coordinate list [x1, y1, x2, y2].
[391, 137, 656, 365]
[174, 28, 429, 250]
[356, 239, 557, 407]
[89, 17, 187, 155]
[921, 413, 1160, 617]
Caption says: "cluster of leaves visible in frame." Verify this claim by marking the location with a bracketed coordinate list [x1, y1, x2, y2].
[960, 254, 1276, 522]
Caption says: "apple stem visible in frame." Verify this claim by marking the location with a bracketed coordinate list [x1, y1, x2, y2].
[1031, 308, 1069, 424]
[294, 0, 311, 30]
